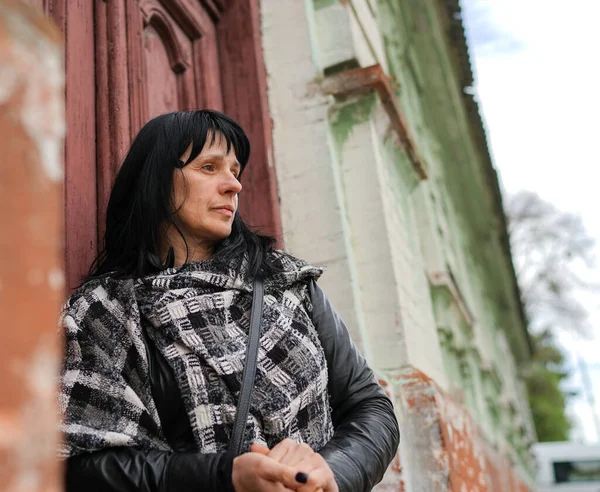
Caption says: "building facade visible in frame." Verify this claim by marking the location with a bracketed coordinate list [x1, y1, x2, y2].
[12, 0, 537, 490]
[261, 0, 536, 489]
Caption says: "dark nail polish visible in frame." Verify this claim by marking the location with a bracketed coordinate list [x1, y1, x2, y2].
[295, 472, 309, 484]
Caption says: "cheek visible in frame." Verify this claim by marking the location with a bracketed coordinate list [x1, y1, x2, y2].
[180, 181, 213, 220]
[171, 172, 190, 210]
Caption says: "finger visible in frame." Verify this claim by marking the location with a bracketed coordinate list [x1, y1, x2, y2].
[257, 459, 322, 490]
[296, 468, 334, 492]
[250, 443, 270, 456]
[257, 479, 295, 492]
[292, 470, 329, 492]
[262, 479, 295, 492]
[271, 482, 295, 492]
[268, 438, 295, 463]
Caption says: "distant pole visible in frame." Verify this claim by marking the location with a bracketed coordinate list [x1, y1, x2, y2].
[578, 356, 600, 442]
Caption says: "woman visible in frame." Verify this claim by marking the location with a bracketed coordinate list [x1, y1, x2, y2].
[59, 110, 399, 491]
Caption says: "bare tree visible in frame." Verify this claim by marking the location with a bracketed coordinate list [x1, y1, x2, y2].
[506, 190, 598, 441]
[506, 190, 597, 336]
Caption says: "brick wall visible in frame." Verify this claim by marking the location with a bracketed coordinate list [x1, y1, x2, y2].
[0, 1, 64, 491]
[390, 366, 533, 491]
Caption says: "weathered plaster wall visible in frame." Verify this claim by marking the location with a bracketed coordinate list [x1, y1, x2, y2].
[260, 0, 373, 359]
[329, 96, 448, 386]
[376, 0, 536, 466]
[0, 1, 64, 491]
[396, 367, 533, 491]
[261, 0, 535, 490]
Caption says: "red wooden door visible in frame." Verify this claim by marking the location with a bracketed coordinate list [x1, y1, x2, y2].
[96, 0, 225, 237]
[43, 0, 282, 290]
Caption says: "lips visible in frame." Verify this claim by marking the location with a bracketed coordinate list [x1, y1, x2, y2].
[214, 204, 234, 212]
[213, 205, 235, 217]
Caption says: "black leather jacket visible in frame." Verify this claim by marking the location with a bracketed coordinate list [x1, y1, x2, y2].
[66, 281, 400, 491]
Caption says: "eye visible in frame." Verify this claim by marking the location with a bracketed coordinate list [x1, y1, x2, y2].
[202, 163, 215, 172]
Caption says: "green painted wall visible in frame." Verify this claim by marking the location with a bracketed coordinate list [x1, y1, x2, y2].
[302, 0, 534, 476]
[373, 0, 534, 471]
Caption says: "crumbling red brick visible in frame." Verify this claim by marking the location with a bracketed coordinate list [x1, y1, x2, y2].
[383, 366, 534, 492]
[0, 1, 64, 491]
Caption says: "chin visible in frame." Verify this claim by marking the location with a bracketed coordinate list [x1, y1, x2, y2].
[192, 219, 233, 243]
[211, 225, 233, 241]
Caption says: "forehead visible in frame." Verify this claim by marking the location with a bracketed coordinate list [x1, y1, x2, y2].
[198, 133, 234, 156]
[182, 132, 240, 163]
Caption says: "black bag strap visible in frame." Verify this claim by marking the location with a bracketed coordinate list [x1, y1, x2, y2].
[229, 277, 264, 455]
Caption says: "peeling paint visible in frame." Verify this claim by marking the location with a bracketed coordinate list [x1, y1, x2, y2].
[0, 2, 64, 491]
[391, 365, 535, 491]
[5, 338, 61, 492]
[262, 0, 535, 488]
[0, 62, 18, 101]
[48, 268, 65, 291]
[329, 91, 377, 146]
[313, 0, 338, 11]
[0, 2, 65, 183]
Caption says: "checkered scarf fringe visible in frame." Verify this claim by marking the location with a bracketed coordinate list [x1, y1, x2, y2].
[59, 251, 334, 458]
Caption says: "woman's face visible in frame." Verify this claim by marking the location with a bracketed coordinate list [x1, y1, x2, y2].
[170, 135, 243, 249]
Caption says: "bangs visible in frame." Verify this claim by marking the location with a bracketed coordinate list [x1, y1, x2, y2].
[173, 110, 251, 172]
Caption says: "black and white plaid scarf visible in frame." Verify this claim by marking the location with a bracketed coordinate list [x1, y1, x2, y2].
[59, 251, 333, 458]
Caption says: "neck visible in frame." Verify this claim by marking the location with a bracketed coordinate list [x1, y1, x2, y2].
[161, 226, 214, 267]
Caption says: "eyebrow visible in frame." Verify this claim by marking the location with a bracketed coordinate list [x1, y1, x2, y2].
[199, 154, 241, 169]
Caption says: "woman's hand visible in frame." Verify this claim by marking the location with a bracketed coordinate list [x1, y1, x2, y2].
[251, 440, 339, 492]
[232, 451, 308, 492]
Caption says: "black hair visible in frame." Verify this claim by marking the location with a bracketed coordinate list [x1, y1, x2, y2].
[87, 109, 280, 281]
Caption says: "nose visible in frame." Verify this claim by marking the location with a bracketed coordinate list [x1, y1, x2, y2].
[220, 170, 243, 195]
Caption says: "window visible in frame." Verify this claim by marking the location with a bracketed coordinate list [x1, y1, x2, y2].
[553, 460, 600, 483]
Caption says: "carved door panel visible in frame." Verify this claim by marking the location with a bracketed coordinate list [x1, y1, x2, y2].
[96, 0, 224, 237]
[132, 0, 223, 129]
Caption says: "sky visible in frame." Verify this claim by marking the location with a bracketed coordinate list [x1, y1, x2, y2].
[460, 0, 600, 442]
